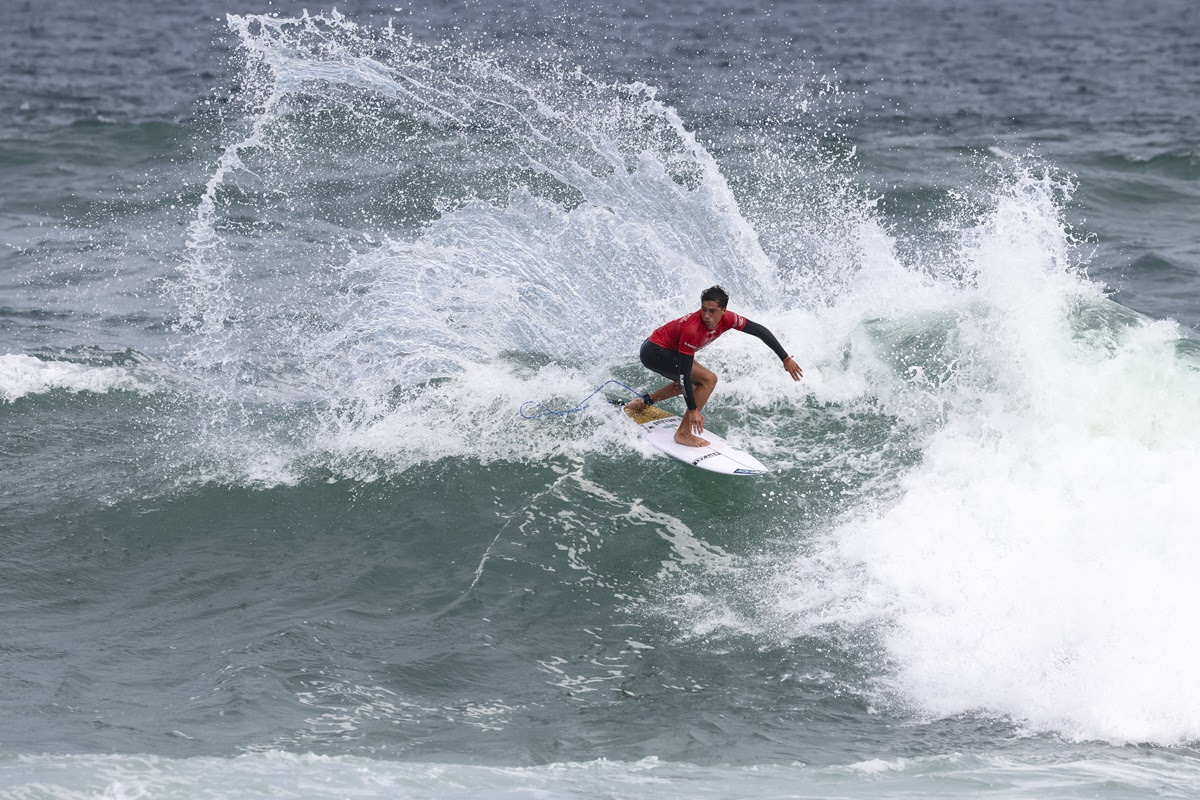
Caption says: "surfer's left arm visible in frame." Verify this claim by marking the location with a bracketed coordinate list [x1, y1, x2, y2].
[742, 319, 803, 381]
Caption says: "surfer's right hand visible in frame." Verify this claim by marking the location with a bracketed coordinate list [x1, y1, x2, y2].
[683, 408, 705, 435]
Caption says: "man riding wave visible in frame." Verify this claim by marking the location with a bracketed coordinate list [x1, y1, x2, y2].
[625, 286, 802, 447]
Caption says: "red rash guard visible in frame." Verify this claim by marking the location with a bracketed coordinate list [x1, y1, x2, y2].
[649, 310, 748, 355]
[646, 310, 789, 410]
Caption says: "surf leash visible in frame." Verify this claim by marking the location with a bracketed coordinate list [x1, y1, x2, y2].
[519, 379, 652, 420]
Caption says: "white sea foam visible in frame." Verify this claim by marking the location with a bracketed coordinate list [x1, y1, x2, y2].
[838, 315, 1200, 744]
[0, 354, 147, 403]
[840, 175, 1200, 745]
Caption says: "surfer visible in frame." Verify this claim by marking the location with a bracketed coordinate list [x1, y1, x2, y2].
[625, 285, 802, 447]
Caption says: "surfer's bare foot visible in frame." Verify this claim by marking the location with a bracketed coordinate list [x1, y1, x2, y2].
[674, 431, 709, 447]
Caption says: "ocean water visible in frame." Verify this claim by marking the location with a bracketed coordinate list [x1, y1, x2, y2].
[2, 1, 1199, 797]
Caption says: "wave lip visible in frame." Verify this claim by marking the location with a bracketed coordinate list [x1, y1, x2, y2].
[0, 353, 149, 403]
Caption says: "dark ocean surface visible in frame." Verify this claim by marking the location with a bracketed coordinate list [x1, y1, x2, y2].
[2, 1, 1199, 797]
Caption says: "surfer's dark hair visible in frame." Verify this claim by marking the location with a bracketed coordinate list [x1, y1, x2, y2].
[701, 285, 729, 308]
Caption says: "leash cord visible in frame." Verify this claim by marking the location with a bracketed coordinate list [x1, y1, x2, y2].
[519, 380, 651, 420]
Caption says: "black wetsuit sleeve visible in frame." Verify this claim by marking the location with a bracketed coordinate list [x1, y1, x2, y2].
[742, 319, 790, 361]
[677, 351, 697, 410]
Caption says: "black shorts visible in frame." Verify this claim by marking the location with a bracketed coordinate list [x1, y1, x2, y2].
[640, 339, 682, 383]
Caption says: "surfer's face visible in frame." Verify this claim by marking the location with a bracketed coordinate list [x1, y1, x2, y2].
[699, 300, 725, 330]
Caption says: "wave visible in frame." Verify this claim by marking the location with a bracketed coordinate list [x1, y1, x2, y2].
[153, 12, 1200, 747]
[1090, 147, 1199, 177]
[659, 167, 1200, 745]
[0, 353, 151, 403]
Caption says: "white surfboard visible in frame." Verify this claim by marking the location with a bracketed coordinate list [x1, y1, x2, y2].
[623, 405, 770, 476]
